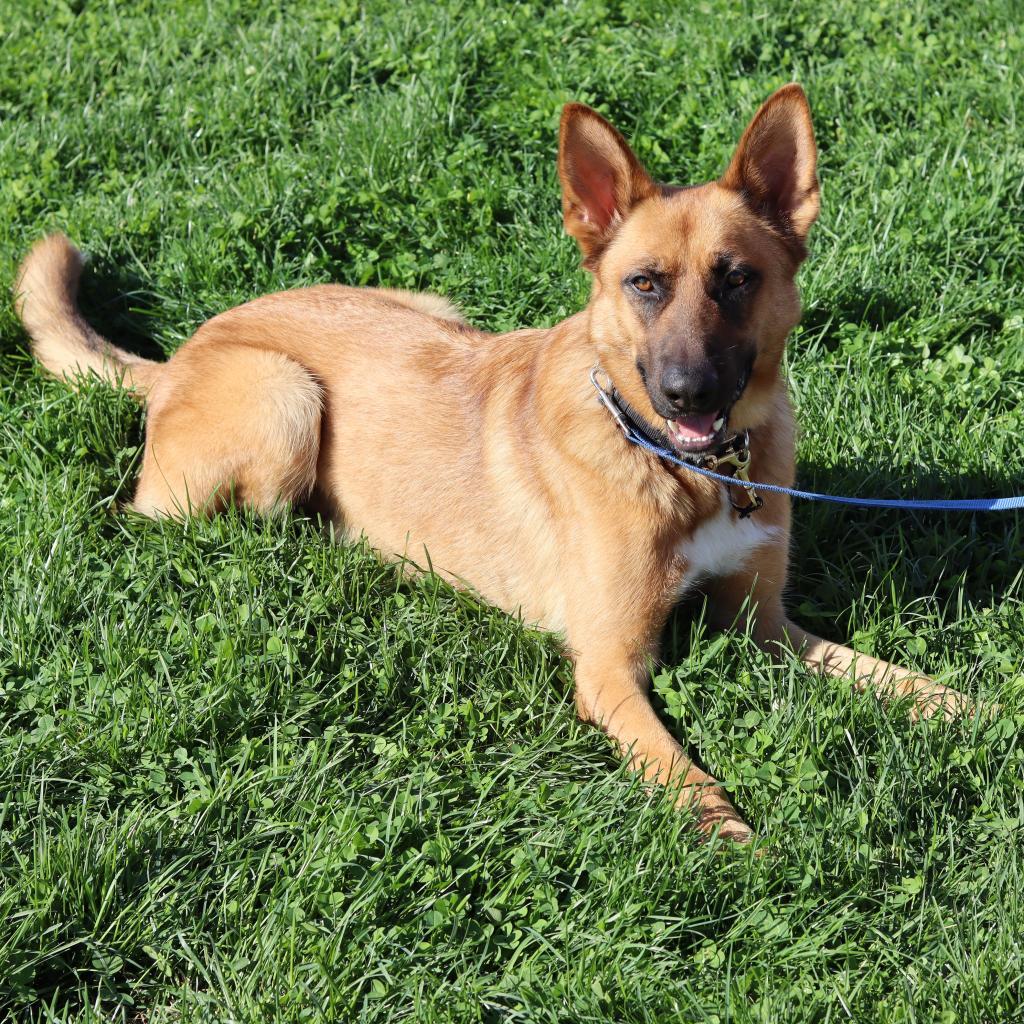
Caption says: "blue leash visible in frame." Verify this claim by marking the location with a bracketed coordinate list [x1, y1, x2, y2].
[591, 370, 1024, 513]
[626, 430, 1024, 512]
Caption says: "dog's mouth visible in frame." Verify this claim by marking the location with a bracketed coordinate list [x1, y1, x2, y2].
[662, 370, 750, 454]
[665, 410, 728, 453]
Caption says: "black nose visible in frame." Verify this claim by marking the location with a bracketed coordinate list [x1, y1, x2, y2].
[660, 363, 720, 412]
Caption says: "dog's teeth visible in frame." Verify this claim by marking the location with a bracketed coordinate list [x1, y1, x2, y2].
[713, 418, 724, 431]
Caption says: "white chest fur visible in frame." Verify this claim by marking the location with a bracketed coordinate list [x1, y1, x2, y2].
[676, 493, 782, 597]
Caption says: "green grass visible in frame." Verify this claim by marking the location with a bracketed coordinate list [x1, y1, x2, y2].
[2, 0, 1023, 1020]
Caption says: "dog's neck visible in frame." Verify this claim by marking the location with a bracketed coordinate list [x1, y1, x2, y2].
[523, 315, 719, 515]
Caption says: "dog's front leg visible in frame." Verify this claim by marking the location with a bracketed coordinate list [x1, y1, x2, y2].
[707, 560, 973, 721]
[774, 620, 973, 721]
[571, 637, 753, 841]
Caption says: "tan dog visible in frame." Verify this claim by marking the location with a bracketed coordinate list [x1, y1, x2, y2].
[15, 84, 968, 841]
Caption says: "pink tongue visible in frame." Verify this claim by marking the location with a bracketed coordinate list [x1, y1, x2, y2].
[672, 412, 719, 439]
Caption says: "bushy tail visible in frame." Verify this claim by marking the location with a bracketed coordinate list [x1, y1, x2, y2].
[13, 234, 163, 397]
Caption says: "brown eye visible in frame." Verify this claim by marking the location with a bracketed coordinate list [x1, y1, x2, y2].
[631, 275, 654, 293]
[725, 269, 748, 288]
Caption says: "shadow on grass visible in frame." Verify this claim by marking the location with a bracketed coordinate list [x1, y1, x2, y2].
[784, 457, 1024, 609]
[798, 284, 1006, 349]
[74, 261, 169, 362]
[800, 285, 919, 339]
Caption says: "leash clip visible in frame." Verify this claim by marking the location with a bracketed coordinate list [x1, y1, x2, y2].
[703, 431, 763, 518]
[731, 467, 765, 518]
[730, 434, 764, 518]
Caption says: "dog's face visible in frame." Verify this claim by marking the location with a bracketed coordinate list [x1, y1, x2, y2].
[559, 85, 819, 452]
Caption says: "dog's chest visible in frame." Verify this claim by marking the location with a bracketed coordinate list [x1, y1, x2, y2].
[675, 494, 782, 596]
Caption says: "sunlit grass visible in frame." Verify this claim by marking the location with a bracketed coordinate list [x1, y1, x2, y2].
[1, 0, 1022, 1020]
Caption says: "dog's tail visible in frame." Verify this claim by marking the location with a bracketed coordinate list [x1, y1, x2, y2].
[14, 234, 163, 397]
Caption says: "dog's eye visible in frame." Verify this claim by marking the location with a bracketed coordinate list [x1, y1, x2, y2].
[725, 269, 748, 288]
[631, 275, 655, 294]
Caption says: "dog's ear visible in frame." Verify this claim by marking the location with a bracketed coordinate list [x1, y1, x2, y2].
[558, 103, 656, 266]
[721, 84, 819, 251]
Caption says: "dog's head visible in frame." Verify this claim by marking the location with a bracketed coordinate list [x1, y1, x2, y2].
[559, 85, 819, 452]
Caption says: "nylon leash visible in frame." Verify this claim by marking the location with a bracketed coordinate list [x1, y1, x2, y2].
[590, 368, 1024, 513]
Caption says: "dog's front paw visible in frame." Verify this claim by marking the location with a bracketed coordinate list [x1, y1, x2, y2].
[678, 779, 754, 844]
[708, 815, 755, 844]
[909, 680, 979, 722]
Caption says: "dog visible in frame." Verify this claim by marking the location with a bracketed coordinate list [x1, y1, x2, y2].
[14, 84, 970, 842]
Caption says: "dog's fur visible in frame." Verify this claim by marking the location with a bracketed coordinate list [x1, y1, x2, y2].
[15, 85, 969, 841]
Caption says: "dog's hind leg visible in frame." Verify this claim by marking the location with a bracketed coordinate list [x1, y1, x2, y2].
[132, 344, 322, 519]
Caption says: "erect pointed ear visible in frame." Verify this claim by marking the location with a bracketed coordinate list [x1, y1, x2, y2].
[720, 84, 820, 252]
[558, 103, 656, 266]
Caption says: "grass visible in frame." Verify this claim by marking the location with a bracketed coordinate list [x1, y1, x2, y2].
[1, 0, 1023, 1020]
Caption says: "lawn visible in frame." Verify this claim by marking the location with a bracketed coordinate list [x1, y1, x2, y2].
[1, 0, 1023, 1020]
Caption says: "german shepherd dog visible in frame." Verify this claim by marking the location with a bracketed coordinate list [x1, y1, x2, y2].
[15, 85, 968, 841]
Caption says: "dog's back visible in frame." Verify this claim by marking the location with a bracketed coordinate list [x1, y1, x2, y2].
[13, 234, 595, 626]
